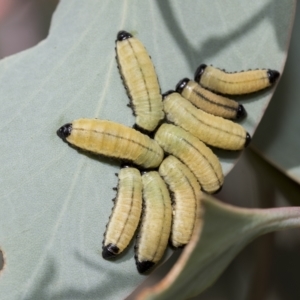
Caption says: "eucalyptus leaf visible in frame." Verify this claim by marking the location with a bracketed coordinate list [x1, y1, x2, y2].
[0, 1, 295, 299]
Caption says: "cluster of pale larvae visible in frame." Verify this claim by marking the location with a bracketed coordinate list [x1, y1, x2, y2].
[57, 30, 280, 274]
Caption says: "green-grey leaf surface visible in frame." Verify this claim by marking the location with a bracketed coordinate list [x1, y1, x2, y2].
[0, 1, 295, 299]
[252, 3, 300, 184]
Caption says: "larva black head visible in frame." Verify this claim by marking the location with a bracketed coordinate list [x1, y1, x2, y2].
[57, 123, 72, 140]
[244, 132, 251, 148]
[136, 260, 155, 274]
[175, 78, 190, 94]
[117, 30, 133, 41]
[236, 104, 247, 120]
[194, 64, 207, 82]
[162, 90, 176, 99]
[267, 69, 280, 84]
[102, 244, 120, 259]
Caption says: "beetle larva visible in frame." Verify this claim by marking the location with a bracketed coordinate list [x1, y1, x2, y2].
[195, 64, 280, 95]
[159, 155, 202, 248]
[163, 92, 250, 150]
[154, 123, 224, 194]
[135, 171, 172, 273]
[116, 30, 164, 132]
[102, 167, 142, 258]
[57, 119, 164, 169]
[176, 78, 246, 119]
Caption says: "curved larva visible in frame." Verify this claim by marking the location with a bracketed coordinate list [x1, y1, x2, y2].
[135, 171, 172, 273]
[159, 156, 202, 248]
[163, 92, 250, 150]
[103, 167, 142, 258]
[57, 119, 164, 169]
[176, 78, 246, 120]
[116, 31, 164, 132]
[195, 64, 280, 95]
[154, 123, 224, 194]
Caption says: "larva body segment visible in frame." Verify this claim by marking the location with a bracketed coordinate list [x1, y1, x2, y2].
[154, 123, 224, 194]
[195, 64, 280, 95]
[135, 171, 172, 273]
[159, 156, 202, 248]
[57, 119, 164, 169]
[176, 78, 246, 119]
[163, 92, 250, 150]
[103, 167, 142, 258]
[116, 31, 164, 132]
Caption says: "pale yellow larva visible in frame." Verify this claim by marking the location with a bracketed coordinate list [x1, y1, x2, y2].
[154, 123, 224, 194]
[116, 31, 164, 132]
[135, 171, 172, 273]
[159, 156, 202, 248]
[103, 167, 142, 258]
[163, 92, 250, 150]
[176, 78, 246, 119]
[195, 64, 280, 95]
[57, 119, 164, 169]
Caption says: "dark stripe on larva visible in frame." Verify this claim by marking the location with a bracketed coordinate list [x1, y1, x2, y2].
[72, 127, 159, 156]
[178, 105, 245, 141]
[114, 182, 135, 245]
[192, 89, 236, 112]
[127, 39, 152, 112]
[151, 187, 167, 261]
[174, 166, 197, 242]
[214, 74, 268, 85]
[180, 137, 222, 186]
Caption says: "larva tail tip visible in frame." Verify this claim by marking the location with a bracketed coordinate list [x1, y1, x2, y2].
[102, 244, 120, 259]
[194, 64, 207, 82]
[267, 69, 280, 84]
[245, 132, 251, 148]
[117, 30, 132, 41]
[57, 123, 72, 140]
[162, 90, 176, 99]
[236, 104, 247, 119]
[212, 185, 223, 194]
[175, 78, 190, 94]
[136, 260, 155, 273]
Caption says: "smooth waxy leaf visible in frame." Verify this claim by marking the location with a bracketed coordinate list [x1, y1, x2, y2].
[0, 1, 295, 299]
